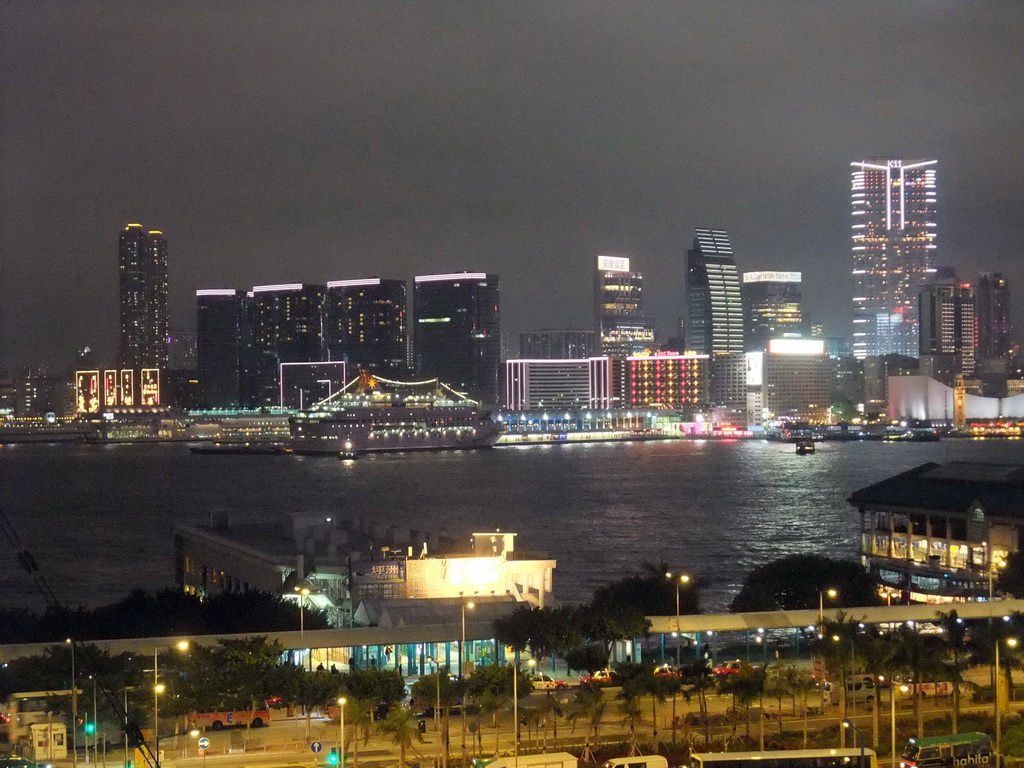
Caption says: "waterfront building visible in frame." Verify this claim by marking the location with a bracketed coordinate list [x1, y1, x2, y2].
[850, 461, 1024, 602]
[742, 271, 803, 351]
[75, 368, 162, 411]
[250, 283, 327, 407]
[519, 329, 595, 359]
[325, 278, 407, 376]
[505, 358, 609, 410]
[593, 256, 655, 357]
[919, 280, 976, 378]
[888, 376, 1024, 422]
[977, 272, 1012, 361]
[834, 356, 865, 408]
[196, 289, 254, 409]
[613, 353, 709, 410]
[850, 158, 938, 360]
[118, 224, 168, 370]
[745, 339, 832, 427]
[413, 272, 500, 404]
[863, 354, 918, 415]
[686, 229, 744, 355]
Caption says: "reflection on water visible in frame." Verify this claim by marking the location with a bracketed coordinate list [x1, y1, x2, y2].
[3, 438, 1024, 610]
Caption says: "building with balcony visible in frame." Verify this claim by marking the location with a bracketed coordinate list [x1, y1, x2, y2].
[849, 461, 1024, 603]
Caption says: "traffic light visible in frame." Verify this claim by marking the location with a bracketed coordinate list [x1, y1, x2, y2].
[85, 723, 96, 734]
[328, 748, 339, 765]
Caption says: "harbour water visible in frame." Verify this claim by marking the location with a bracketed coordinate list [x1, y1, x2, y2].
[3, 438, 1024, 612]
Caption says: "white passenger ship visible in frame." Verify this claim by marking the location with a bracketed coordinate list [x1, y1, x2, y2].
[288, 372, 502, 455]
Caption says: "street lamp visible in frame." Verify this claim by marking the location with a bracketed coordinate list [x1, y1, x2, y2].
[818, 588, 838, 636]
[295, 584, 312, 669]
[842, 718, 868, 768]
[336, 697, 346, 768]
[460, 598, 474, 764]
[989, 556, 1007, 601]
[885, 681, 909, 768]
[665, 572, 690, 667]
[152, 640, 189, 768]
[996, 635, 1018, 760]
[66, 639, 77, 768]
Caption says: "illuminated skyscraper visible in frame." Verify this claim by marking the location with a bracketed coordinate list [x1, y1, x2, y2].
[685, 229, 744, 355]
[918, 280, 976, 378]
[196, 289, 253, 409]
[326, 278, 407, 375]
[593, 256, 655, 357]
[414, 272, 500, 403]
[118, 223, 168, 369]
[977, 272, 1012, 361]
[250, 283, 326, 406]
[850, 158, 938, 359]
[742, 271, 803, 351]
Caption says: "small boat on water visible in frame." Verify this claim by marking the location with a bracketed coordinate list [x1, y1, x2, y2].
[795, 439, 816, 455]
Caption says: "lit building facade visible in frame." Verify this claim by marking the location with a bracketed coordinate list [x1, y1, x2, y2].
[918, 281, 976, 378]
[851, 159, 938, 360]
[613, 353, 709, 410]
[593, 256, 655, 357]
[326, 278, 407, 376]
[850, 461, 1024, 603]
[118, 224, 168, 370]
[505, 358, 610, 410]
[75, 368, 161, 412]
[519, 329, 595, 360]
[278, 361, 347, 410]
[742, 271, 803, 351]
[196, 289, 254, 409]
[745, 339, 833, 426]
[686, 228, 744, 355]
[977, 272, 1012, 361]
[414, 273, 500, 404]
[250, 284, 327, 407]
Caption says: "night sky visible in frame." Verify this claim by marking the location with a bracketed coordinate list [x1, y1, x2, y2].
[2, 1, 1022, 368]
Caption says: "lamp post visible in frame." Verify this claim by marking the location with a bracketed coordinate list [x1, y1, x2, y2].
[336, 697, 346, 768]
[512, 659, 535, 768]
[818, 588, 838, 635]
[665, 572, 690, 667]
[460, 598, 474, 764]
[842, 718, 868, 768]
[295, 585, 312, 670]
[66, 639, 77, 768]
[886, 682, 909, 768]
[152, 640, 189, 768]
[996, 635, 1018, 761]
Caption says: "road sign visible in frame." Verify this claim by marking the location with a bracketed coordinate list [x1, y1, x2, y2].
[311, 742, 323, 754]
[197, 737, 211, 750]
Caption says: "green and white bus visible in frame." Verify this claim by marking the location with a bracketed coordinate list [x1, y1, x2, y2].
[900, 733, 993, 768]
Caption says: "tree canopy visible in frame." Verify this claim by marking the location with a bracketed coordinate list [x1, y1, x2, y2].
[729, 554, 882, 612]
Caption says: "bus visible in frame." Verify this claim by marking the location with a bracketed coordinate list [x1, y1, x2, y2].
[900, 733, 993, 768]
[691, 749, 878, 768]
[0, 691, 76, 746]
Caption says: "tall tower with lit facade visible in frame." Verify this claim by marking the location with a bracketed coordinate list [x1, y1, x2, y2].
[976, 272, 1012, 361]
[118, 223, 168, 369]
[593, 256, 655, 357]
[742, 271, 803, 351]
[685, 228, 744, 355]
[850, 159, 937, 359]
[326, 278, 407, 375]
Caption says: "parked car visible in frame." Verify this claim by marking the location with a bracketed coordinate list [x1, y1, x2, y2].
[653, 664, 680, 678]
[529, 673, 568, 691]
[712, 660, 760, 677]
[579, 669, 615, 685]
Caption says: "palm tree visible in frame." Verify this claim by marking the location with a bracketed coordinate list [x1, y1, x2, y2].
[859, 631, 898, 749]
[377, 707, 425, 768]
[783, 666, 818, 749]
[537, 692, 563, 750]
[566, 684, 606, 765]
[617, 683, 644, 757]
[893, 623, 945, 739]
[812, 613, 862, 748]
[343, 697, 375, 768]
[938, 610, 971, 734]
[681, 660, 715, 746]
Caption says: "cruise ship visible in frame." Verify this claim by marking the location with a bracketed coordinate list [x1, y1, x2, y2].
[288, 372, 503, 455]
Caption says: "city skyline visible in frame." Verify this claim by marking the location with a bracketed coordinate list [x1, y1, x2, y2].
[2, 2, 1023, 368]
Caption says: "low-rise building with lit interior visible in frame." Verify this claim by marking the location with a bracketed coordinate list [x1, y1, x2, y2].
[850, 461, 1024, 603]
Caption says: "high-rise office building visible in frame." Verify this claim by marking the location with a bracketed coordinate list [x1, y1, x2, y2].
[414, 272, 500, 404]
[742, 271, 803, 351]
[850, 158, 938, 359]
[196, 289, 253, 409]
[250, 283, 326, 407]
[118, 223, 168, 369]
[686, 229, 744, 355]
[977, 272, 1012, 361]
[593, 256, 655, 357]
[326, 278, 407, 376]
[519, 329, 595, 360]
[918, 280, 976, 378]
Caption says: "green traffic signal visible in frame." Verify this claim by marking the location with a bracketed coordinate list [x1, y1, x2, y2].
[328, 748, 339, 765]
[85, 723, 96, 734]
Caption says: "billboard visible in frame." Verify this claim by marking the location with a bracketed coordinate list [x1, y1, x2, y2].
[140, 369, 161, 406]
[597, 255, 630, 273]
[768, 338, 825, 355]
[103, 370, 118, 408]
[120, 370, 135, 406]
[742, 271, 801, 283]
[76, 371, 100, 414]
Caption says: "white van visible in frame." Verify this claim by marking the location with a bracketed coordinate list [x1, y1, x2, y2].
[825, 674, 876, 705]
[602, 757, 669, 768]
[477, 753, 578, 768]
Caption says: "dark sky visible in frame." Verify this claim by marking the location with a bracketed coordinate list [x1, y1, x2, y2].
[2, 1, 1022, 368]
